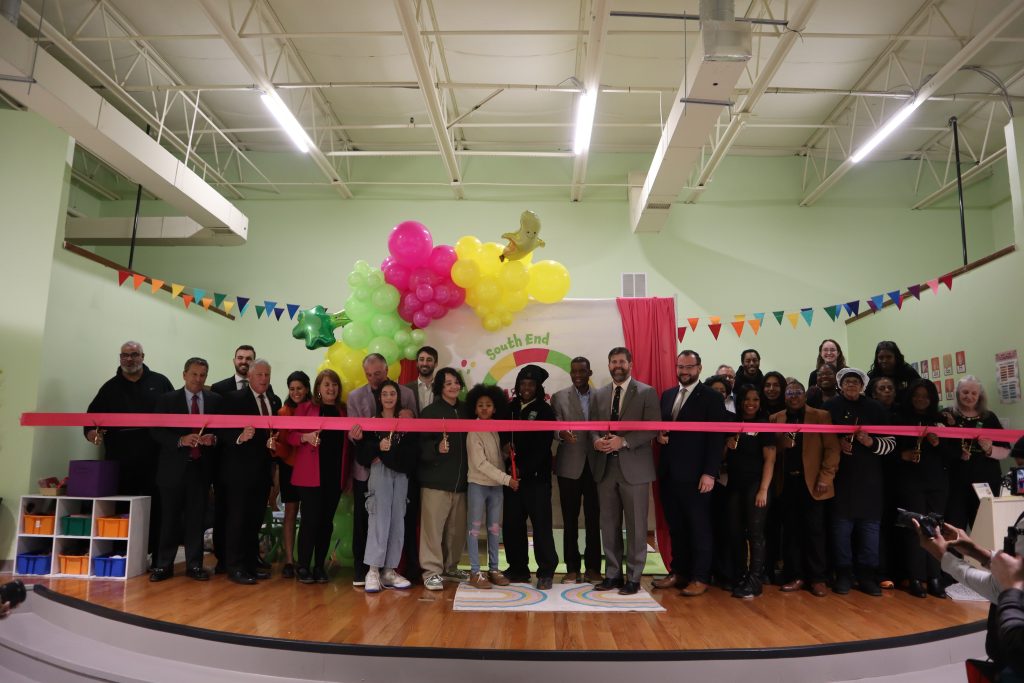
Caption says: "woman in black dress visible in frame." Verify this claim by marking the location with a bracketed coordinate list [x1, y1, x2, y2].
[868, 341, 921, 404]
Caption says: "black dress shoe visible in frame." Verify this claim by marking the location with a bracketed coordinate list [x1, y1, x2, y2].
[503, 570, 531, 583]
[536, 576, 553, 590]
[255, 557, 271, 570]
[594, 577, 624, 591]
[281, 564, 295, 579]
[214, 563, 227, 575]
[149, 567, 173, 582]
[927, 578, 946, 598]
[296, 567, 315, 584]
[618, 581, 640, 595]
[313, 567, 329, 584]
[253, 568, 271, 580]
[908, 579, 927, 598]
[229, 570, 257, 585]
[186, 566, 210, 581]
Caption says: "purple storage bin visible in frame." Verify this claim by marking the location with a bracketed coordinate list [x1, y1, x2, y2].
[67, 460, 119, 497]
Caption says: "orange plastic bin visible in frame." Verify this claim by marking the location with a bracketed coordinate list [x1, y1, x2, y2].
[23, 514, 55, 535]
[96, 516, 129, 538]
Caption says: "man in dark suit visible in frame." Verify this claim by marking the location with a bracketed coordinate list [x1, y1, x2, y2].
[404, 345, 438, 413]
[211, 345, 256, 396]
[654, 349, 728, 596]
[589, 347, 660, 595]
[150, 357, 222, 582]
[219, 359, 281, 585]
[551, 356, 602, 584]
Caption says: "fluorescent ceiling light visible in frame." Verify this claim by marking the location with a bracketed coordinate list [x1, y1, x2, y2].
[850, 99, 922, 163]
[260, 90, 312, 153]
[573, 90, 597, 155]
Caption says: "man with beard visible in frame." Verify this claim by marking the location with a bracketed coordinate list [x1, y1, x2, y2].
[212, 345, 256, 396]
[85, 340, 173, 558]
[590, 347, 660, 595]
[405, 346, 438, 413]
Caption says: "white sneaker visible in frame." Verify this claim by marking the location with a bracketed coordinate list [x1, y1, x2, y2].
[364, 569, 382, 593]
[424, 574, 444, 591]
[443, 568, 470, 582]
[382, 569, 411, 589]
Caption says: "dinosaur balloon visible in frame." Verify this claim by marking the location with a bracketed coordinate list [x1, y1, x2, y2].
[292, 306, 351, 350]
[500, 210, 545, 262]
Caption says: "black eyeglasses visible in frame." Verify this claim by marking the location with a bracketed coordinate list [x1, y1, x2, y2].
[119, 352, 141, 359]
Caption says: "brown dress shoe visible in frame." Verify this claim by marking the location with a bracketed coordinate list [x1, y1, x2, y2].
[561, 572, 580, 584]
[652, 573, 682, 589]
[810, 582, 828, 597]
[680, 580, 708, 597]
[583, 570, 603, 584]
[780, 579, 805, 592]
[488, 570, 510, 586]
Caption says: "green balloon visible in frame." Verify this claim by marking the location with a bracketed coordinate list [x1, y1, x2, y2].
[354, 286, 373, 301]
[367, 335, 400, 364]
[329, 493, 354, 566]
[394, 329, 412, 347]
[371, 312, 401, 337]
[347, 271, 367, 289]
[410, 329, 426, 345]
[353, 260, 372, 275]
[342, 320, 373, 349]
[366, 271, 385, 289]
[344, 294, 374, 322]
[403, 344, 418, 360]
[371, 284, 400, 312]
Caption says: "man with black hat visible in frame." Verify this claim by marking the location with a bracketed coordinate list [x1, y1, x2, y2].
[503, 364, 559, 589]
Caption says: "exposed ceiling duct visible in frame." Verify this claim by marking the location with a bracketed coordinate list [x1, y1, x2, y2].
[629, 0, 751, 233]
[0, 17, 248, 244]
[65, 216, 245, 247]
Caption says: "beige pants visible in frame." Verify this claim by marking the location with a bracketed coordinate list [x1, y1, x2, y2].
[419, 487, 467, 579]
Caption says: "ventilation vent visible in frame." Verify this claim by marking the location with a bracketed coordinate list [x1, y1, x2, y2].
[621, 272, 647, 297]
[646, 202, 672, 211]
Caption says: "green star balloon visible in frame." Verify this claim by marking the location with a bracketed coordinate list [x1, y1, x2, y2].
[292, 306, 351, 350]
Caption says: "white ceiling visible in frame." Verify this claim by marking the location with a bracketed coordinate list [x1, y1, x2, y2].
[9, 0, 1024, 204]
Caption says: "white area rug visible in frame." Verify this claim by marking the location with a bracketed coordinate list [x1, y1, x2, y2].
[944, 582, 988, 601]
[453, 582, 665, 612]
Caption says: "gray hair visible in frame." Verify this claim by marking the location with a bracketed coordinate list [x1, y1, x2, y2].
[955, 375, 988, 414]
[251, 358, 272, 371]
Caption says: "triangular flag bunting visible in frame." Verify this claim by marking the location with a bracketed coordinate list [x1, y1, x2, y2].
[236, 297, 250, 315]
[733, 314, 746, 322]
[748, 319, 761, 335]
[201, 297, 213, 310]
[687, 317, 700, 331]
[824, 305, 840, 321]
[887, 291, 903, 309]
[731, 321, 745, 337]
[274, 307, 284, 320]
[800, 307, 813, 326]
[709, 316, 721, 325]
[907, 284, 922, 300]
[214, 293, 227, 308]
[927, 278, 939, 294]
[193, 288, 206, 302]
[151, 279, 165, 293]
[255, 305, 265, 319]
[170, 283, 185, 299]
[676, 327, 687, 343]
[117, 270, 130, 286]
[132, 274, 146, 290]
[773, 311, 785, 324]
[867, 299, 879, 313]
[264, 301, 277, 314]
[287, 304, 301, 320]
[753, 312, 765, 324]
[708, 323, 722, 340]
[223, 300, 235, 315]
[870, 294, 884, 310]
[843, 300, 860, 316]
[182, 295, 193, 309]
[786, 313, 799, 328]
[939, 274, 953, 290]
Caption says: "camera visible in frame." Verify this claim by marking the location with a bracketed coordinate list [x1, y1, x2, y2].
[1002, 467, 1024, 496]
[895, 508, 944, 539]
[0, 579, 26, 608]
[1006, 526, 1020, 556]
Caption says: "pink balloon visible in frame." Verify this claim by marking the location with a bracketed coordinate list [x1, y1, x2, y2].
[401, 292, 423, 312]
[412, 311, 432, 329]
[415, 283, 435, 302]
[388, 221, 433, 267]
[428, 245, 458, 277]
[433, 283, 452, 305]
[424, 302, 445, 319]
[447, 286, 466, 309]
[398, 304, 416, 323]
[380, 256, 394, 271]
[384, 263, 411, 290]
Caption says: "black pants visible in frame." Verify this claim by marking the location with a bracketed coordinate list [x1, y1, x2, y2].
[210, 453, 227, 568]
[402, 477, 422, 579]
[660, 478, 713, 583]
[223, 467, 270, 573]
[155, 460, 210, 570]
[352, 478, 369, 581]
[781, 474, 827, 583]
[726, 478, 769, 577]
[901, 480, 948, 581]
[112, 448, 161, 557]
[297, 485, 342, 571]
[503, 476, 558, 578]
[557, 461, 601, 575]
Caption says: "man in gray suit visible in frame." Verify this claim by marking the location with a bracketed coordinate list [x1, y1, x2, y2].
[590, 347, 660, 595]
[551, 357, 602, 584]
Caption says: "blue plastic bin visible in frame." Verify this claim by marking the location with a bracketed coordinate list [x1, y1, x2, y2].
[93, 554, 126, 578]
[16, 552, 51, 575]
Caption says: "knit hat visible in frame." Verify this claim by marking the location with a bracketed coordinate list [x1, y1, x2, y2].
[515, 364, 549, 386]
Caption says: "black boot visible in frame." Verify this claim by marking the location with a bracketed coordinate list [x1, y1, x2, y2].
[908, 579, 927, 598]
[858, 567, 881, 597]
[833, 567, 852, 595]
[927, 577, 946, 598]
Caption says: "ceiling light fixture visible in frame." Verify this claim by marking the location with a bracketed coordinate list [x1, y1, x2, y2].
[573, 89, 597, 155]
[850, 98, 922, 163]
[259, 89, 312, 153]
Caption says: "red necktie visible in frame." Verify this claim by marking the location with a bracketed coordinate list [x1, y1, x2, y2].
[258, 393, 270, 417]
[189, 393, 202, 460]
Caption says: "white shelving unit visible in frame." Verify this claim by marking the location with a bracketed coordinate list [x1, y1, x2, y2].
[14, 495, 150, 580]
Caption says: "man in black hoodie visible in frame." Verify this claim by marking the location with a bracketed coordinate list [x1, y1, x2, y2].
[503, 365, 558, 589]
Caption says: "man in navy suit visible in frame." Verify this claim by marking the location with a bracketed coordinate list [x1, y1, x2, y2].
[219, 359, 281, 585]
[654, 350, 728, 596]
[150, 357, 222, 582]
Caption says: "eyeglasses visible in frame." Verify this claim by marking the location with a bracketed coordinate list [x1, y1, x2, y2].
[784, 390, 804, 397]
[119, 352, 141, 359]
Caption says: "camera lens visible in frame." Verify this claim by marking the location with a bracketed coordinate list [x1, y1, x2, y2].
[0, 579, 27, 608]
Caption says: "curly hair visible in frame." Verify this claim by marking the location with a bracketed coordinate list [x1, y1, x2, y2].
[465, 383, 508, 419]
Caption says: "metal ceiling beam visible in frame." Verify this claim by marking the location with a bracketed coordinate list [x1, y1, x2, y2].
[685, 0, 819, 203]
[569, 0, 611, 203]
[392, 0, 463, 198]
[194, 0, 352, 198]
[800, 0, 1024, 207]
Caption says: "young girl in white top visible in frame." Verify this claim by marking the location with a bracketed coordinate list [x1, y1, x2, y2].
[465, 383, 518, 589]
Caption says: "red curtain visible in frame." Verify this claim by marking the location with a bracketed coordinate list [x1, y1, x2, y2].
[615, 297, 677, 569]
[398, 358, 418, 384]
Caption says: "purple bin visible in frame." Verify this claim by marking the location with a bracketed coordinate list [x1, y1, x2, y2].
[67, 460, 119, 497]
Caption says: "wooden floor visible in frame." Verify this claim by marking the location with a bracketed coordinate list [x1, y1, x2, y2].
[19, 564, 988, 653]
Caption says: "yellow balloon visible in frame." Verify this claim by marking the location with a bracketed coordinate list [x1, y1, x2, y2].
[454, 235, 482, 260]
[499, 260, 529, 291]
[465, 287, 479, 307]
[527, 260, 571, 304]
[327, 341, 363, 379]
[503, 288, 529, 312]
[475, 303, 492, 318]
[478, 242, 504, 276]
[388, 363, 401, 380]
[482, 313, 502, 332]
[500, 310, 514, 326]
[451, 259, 481, 288]
[475, 276, 500, 304]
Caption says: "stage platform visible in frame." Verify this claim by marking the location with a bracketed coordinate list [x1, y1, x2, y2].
[0, 565, 990, 683]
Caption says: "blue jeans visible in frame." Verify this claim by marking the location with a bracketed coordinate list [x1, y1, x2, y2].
[831, 517, 880, 569]
[467, 483, 503, 573]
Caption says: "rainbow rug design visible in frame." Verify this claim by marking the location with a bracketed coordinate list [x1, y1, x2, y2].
[452, 582, 665, 612]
